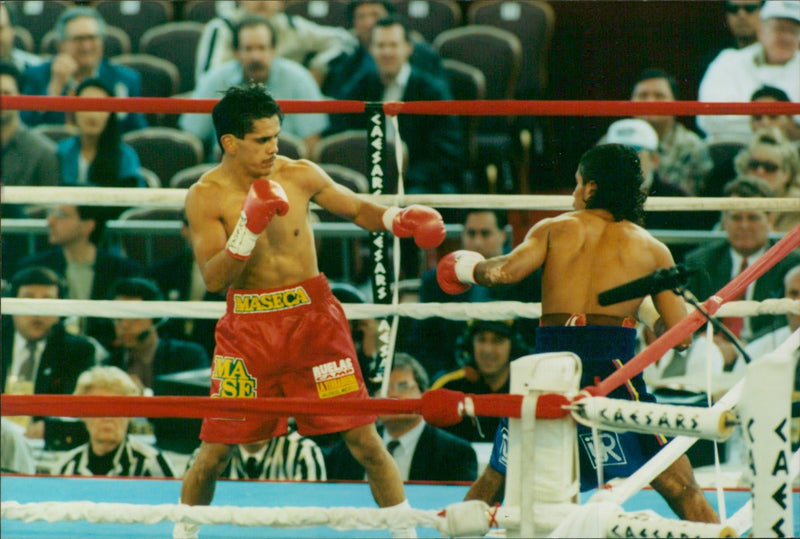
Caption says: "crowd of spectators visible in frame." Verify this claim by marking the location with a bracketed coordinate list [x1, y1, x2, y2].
[1, 0, 798, 482]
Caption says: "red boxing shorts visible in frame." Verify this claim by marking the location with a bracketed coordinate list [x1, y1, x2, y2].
[200, 274, 375, 444]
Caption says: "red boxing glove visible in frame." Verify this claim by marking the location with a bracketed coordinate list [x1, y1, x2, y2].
[437, 250, 486, 294]
[382, 205, 446, 249]
[226, 179, 289, 260]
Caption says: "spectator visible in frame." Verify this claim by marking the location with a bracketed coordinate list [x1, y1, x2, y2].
[21, 6, 146, 133]
[750, 86, 800, 142]
[58, 78, 144, 188]
[102, 277, 209, 395]
[697, 0, 800, 144]
[601, 119, 713, 244]
[1, 60, 59, 281]
[629, 68, 712, 195]
[323, 1, 446, 98]
[1, 418, 36, 474]
[180, 14, 328, 158]
[723, 264, 800, 372]
[187, 427, 327, 480]
[408, 209, 540, 378]
[432, 320, 529, 443]
[147, 213, 224, 358]
[325, 353, 477, 482]
[53, 366, 176, 477]
[733, 127, 800, 231]
[1, 266, 96, 441]
[0, 2, 43, 73]
[684, 176, 800, 345]
[0, 61, 58, 187]
[326, 15, 462, 194]
[195, 0, 356, 87]
[17, 205, 144, 349]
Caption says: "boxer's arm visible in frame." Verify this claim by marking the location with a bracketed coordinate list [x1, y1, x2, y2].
[473, 218, 551, 287]
[310, 162, 387, 230]
[185, 183, 247, 293]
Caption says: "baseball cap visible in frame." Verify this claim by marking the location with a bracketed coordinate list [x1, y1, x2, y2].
[760, 1, 800, 23]
[605, 118, 659, 152]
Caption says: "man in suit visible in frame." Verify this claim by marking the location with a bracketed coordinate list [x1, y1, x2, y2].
[17, 205, 143, 351]
[684, 176, 800, 351]
[326, 15, 462, 194]
[323, 1, 447, 99]
[325, 353, 477, 482]
[102, 277, 210, 453]
[1, 266, 95, 441]
[406, 209, 540, 378]
[21, 6, 146, 133]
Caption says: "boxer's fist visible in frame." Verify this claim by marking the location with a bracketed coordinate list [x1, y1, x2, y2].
[382, 205, 446, 249]
[226, 179, 289, 260]
[437, 250, 485, 294]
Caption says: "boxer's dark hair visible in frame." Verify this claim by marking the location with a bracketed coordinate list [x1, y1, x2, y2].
[579, 144, 646, 225]
[213, 84, 284, 153]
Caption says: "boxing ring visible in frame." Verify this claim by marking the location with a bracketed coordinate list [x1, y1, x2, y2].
[2, 94, 800, 538]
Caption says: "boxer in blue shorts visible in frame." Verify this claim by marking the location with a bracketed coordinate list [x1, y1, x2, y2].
[438, 144, 717, 523]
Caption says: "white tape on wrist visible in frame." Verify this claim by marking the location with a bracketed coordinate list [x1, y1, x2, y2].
[455, 252, 484, 285]
[381, 206, 402, 232]
[225, 212, 258, 260]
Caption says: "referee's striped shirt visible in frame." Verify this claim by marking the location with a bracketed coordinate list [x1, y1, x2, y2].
[55, 436, 176, 477]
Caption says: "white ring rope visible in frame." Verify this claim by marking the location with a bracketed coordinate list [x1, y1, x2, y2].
[2, 186, 799, 211]
[2, 297, 797, 320]
[0, 501, 447, 532]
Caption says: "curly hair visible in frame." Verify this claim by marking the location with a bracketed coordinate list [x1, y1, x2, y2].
[212, 84, 284, 153]
[579, 144, 646, 224]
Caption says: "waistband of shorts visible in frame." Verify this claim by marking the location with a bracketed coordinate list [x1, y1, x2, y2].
[226, 273, 331, 314]
[539, 313, 637, 328]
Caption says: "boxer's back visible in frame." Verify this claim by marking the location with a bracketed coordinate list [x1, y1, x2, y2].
[541, 210, 665, 317]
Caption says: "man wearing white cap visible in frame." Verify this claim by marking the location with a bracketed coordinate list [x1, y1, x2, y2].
[698, 0, 800, 144]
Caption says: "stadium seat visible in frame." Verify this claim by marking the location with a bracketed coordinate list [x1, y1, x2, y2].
[442, 58, 486, 171]
[182, 1, 237, 23]
[94, 0, 173, 53]
[284, 0, 350, 29]
[138, 167, 161, 188]
[467, 0, 555, 98]
[139, 22, 205, 94]
[6, 0, 70, 52]
[114, 53, 181, 126]
[12, 25, 34, 52]
[311, 130, 407, 194]
[169, 163, 216, 189]
[122, 127, 204, 188]
[393, 0, 462, 43]
[278, 132, 309, 161]
[115, 207, 186, 268]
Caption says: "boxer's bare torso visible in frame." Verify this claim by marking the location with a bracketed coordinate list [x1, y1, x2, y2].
[184, 117, 386, 292]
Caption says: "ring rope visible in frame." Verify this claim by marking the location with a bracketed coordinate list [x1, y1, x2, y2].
[0, 500, 447, 532]
[4, 95, 800, 116]
[2, 297, 797, 319]
[3, 186, 799, 212]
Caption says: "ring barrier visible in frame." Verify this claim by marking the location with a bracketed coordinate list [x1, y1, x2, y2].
[3, 94, 799, 537]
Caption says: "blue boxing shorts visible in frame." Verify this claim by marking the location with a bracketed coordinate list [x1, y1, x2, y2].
[488, 324, 665, 491]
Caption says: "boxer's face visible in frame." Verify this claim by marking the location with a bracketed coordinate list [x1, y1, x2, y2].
[229, 116, 280, 177]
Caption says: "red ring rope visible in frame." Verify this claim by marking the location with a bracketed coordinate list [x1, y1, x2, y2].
[3, 95, 800, 116]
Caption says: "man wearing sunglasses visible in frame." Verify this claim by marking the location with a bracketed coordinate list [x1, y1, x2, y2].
[725, 1, 765, 49]
[698, 0, 800, 144]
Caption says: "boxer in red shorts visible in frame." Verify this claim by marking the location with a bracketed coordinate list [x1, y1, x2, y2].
[175, 84, 446, 539]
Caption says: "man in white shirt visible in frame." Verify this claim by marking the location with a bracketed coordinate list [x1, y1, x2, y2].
[698, 0, 800, 144]
[180, 15, 328, 159]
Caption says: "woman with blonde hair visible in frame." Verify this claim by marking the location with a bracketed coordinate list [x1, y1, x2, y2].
[53, 366, 176, 477]
[734, 127, 800, 231]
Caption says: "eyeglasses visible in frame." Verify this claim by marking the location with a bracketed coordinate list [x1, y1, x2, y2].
[747, 159, 781, 173]
[724, 3, 761, 14]
[65, 34, 102, 43]
[388, 381, 418, 393]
